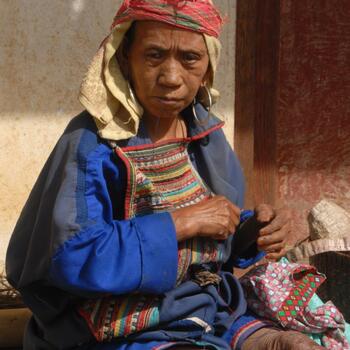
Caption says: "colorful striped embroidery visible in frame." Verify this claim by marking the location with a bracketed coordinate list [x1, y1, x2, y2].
[78, 140, 225, 341]
[79, 294, 160, 341]
[121, 142, 211, 218]
[120, 141, 224, 283]
[230, 319, 266, 350]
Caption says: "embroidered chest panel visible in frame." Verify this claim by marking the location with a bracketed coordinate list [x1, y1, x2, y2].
[118, 141, 211, 218]
[117, 141, 226, 282]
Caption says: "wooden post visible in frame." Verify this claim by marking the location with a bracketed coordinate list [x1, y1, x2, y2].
[235, 0, 280, 208]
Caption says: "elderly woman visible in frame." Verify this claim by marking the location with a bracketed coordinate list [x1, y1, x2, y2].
[6, 1, 323, 349]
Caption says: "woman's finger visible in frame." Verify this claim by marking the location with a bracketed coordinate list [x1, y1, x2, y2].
[266, 248, 287, 260]
[260, 210, 291, 236]
[259, 214, 291, 236]
[257, 228, 286, 246]
[258, 240, 285, 253]
[255, 203, 275, 223]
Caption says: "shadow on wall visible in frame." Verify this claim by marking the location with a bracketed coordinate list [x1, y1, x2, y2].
[0, 0, 122, 260]
[0, 0, 122, 116]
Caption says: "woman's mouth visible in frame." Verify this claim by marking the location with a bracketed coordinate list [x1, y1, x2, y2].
[155, 97, 183, 106]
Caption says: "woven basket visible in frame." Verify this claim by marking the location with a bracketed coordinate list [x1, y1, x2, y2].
[311, 251, 350, 321]
[286, 199, 350, 322]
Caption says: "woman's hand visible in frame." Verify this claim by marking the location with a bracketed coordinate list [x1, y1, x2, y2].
[242, 328, 324, 350]
[171, 196, 241, 242]
[254, 204, 293, 260]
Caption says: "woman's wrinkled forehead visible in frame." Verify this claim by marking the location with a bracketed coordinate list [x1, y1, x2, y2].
[130, 21, 208, 53]
[111, 0, 223, 38]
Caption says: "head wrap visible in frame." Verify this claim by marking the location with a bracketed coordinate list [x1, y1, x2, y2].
[79, 0, 223, 141]
[111, 0, 223, 38]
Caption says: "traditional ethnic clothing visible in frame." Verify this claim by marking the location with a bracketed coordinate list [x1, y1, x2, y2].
[79, 0, 222, 142]
[6, 1, 272, 349]
[6, 106, 268, 349]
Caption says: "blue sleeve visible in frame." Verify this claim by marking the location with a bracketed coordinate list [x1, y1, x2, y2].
[49, 128, 178, 296]
[6, 115, 178, 298]
[50, 214, 178, 296]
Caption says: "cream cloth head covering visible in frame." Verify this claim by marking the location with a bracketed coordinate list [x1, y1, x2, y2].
[79, 21, 222, 141]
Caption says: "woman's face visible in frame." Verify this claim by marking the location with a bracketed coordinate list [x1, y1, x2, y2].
[127, 21, 210, 120]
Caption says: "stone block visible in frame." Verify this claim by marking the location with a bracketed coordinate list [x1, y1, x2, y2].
[308, 199, 350, 241]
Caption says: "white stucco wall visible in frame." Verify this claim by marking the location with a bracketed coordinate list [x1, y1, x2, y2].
[0, 0, 236, 260]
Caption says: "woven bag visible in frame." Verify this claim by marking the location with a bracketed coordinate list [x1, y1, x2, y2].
[286, 200, 350, 321]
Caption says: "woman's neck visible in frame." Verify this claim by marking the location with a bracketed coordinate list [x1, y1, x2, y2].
[143, 114, 187, 143]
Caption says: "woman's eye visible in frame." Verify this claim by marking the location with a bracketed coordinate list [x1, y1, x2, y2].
[146, 51, 163, 60]
[183, 53, 200, 63]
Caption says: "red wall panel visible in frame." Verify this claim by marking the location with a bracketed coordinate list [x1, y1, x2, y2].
[276, 0, 350, 234]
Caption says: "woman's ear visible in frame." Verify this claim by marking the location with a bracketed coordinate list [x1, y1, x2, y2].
[202, 66, 213, 88]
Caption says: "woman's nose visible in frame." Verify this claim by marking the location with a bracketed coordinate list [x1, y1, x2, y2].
[158, 59, 183, 88]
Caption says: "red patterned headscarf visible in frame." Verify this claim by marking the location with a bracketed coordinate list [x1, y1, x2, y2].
[79, 0, 223, 141]
[111, 0, 223, 38]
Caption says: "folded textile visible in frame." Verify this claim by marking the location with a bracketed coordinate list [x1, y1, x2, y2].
[240, 258, 350, 350]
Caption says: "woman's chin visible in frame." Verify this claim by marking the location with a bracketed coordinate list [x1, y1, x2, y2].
[145, 105, 185, 120]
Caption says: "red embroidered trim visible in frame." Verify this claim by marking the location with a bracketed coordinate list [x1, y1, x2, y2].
[230, 320, 264, 349]
[119, 122, 224, 152]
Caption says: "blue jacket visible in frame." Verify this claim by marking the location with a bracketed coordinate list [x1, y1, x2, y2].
[6, 105, 267, 349]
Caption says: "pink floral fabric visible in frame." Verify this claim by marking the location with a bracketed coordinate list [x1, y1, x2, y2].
[240, 260, 350, 350]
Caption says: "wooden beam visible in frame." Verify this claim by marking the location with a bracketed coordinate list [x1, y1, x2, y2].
[234, 0, 258, 208]
[235, 0, 280, 207]
[0, 308, 31, 348]
[253, 0, 280, 206]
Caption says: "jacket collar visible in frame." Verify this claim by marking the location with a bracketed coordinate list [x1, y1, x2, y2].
[118, 103, 224, 148]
